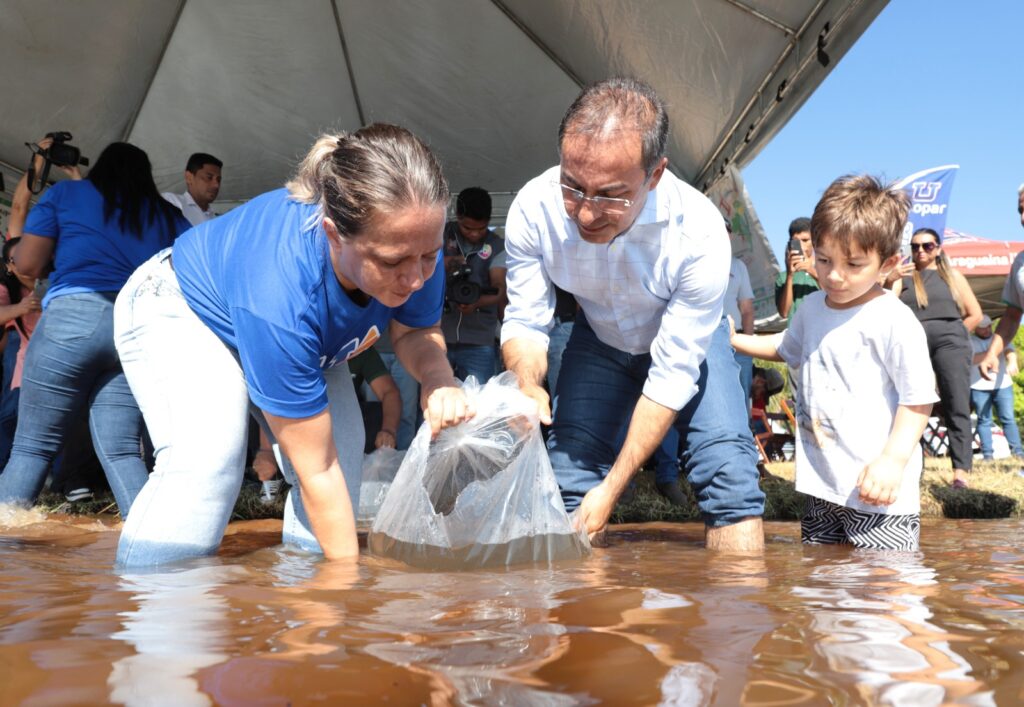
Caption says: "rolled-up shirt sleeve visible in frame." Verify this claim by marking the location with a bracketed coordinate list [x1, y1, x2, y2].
[499, 195, 555, 349]
[643, 222, 730, 411]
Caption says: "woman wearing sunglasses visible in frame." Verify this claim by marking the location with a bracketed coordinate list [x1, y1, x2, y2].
[891, 228, 982, 488]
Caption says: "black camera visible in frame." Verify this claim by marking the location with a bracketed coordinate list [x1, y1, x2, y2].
[446, 265, 499, 306]
[25, 132, 90, 195]
[42, 132, 89, 168]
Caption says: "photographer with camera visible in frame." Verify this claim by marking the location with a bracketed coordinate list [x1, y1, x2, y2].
[774, 216, 819, 321]
[441, 187, 508, 385]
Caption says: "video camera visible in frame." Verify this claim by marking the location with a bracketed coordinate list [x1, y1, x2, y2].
[25, 132, 89, 194]
[446, 265, 497, 306]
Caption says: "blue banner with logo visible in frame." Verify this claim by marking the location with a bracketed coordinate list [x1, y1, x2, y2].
[894, 164, 958, 250]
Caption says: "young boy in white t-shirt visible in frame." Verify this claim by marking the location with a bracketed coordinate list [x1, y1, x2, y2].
[732, 175, 938, 550]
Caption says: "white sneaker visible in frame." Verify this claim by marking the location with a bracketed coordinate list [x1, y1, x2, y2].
[260, 479, 283, 505]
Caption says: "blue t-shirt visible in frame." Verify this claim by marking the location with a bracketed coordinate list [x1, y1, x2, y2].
[24, 180, 189, 307]
[173, 188, 444, 419]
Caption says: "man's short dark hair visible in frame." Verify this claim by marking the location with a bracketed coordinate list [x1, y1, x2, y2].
[455, 187, 491, 221]
[185, 152, 223, 174]
[788, 217, 812, 237]
[558, 77, 669, 176]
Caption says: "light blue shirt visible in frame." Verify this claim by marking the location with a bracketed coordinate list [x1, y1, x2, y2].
[500, 166, 730, 411]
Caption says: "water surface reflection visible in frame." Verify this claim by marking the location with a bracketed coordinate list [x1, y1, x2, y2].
[1, 516, 1022, 704]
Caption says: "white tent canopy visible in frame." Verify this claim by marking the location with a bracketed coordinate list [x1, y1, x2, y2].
[0, 0, 885, 205]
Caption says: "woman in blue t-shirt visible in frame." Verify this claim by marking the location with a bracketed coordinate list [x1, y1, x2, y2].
[113, 125, 471, 567]
[0, 142, 189, 513]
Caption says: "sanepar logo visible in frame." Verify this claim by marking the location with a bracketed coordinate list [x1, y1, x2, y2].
[911, 202, 948, 215]
[911, 181, 942, 202]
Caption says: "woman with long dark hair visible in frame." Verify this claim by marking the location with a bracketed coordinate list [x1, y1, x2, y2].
[892, 227, 982, 488]
[0, 142, 190, 513]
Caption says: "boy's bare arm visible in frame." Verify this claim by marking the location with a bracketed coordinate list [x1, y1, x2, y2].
[856, 403, 931, 506]
[730, 332, 783, 362]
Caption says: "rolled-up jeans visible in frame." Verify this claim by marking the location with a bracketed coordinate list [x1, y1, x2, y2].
[113, 250, 364, 567]
[549, 313, 764, 526]
[0, 292, 148, 514]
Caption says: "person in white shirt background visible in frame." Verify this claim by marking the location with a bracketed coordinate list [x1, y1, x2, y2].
[161, 152, 222, 227]
[501, 77, 764, 551]
[970, 314, 1024, 460]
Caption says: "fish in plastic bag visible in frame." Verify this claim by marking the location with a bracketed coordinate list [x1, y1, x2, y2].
[357, 447, 405, 524]
[368, 372, 590, 569]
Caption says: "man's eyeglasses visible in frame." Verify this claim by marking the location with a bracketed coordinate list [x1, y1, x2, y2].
[910, 242, 938, 253]
[554, 182, 633, 217]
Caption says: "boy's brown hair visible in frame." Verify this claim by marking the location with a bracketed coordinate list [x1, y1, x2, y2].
[810, 175, 909, 260]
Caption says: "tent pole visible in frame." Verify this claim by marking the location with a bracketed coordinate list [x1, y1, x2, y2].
[120, 0, 189, 142]
[488, 0, 584, 88]
[331, 0, 365, 125]
[720, 0, 796, 36]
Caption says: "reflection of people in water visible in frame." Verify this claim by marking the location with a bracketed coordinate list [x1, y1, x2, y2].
[108, 565, 242, 704]
[798, 551, 987, 703]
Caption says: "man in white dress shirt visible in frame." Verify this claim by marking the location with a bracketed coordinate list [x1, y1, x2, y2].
[161, 153, 222, 227]
[501, 78, 764, 551]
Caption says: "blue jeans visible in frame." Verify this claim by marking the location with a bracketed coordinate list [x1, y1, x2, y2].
[735, 352, 753, 405]
[653, 349, 752, 483]
[0, 328, 21, 469]
[971, 386, 1024, 458]
[549, 314, 764, 526]
[0, 293, 148, 514]
[114, 252, 364, 566]
[447, 344, 496, 387]
[547, 319, 574, 401]
[375, 352, 420, 450]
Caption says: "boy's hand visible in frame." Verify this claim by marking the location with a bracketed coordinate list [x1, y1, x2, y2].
[856, 455, 903, 506]
[726, 314, 737, 341]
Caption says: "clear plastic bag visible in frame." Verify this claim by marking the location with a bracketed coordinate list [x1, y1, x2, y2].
[357, 447, 405, 525]
[368, 372, 590, 569]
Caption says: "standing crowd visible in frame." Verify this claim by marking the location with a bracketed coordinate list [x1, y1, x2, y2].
[0, 77, 1020, 565]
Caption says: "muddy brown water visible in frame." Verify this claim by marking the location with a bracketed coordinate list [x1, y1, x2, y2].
[1, 510, 1022, 705]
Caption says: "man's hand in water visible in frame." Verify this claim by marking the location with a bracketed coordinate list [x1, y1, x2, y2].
[574, 481, 618, 546]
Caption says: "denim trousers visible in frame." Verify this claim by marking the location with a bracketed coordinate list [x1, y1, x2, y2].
[546, 319, 575, 399]
[0, 292, 148, 514]
[0, 328, 21, 470]
[971, 386, 1024, 458]
[113, 251, 364, 567]
[447, 344, 496, 387]
[651, 348, 755, 484]
[548, 314, 764, 526]
[375, 351, 420, 450]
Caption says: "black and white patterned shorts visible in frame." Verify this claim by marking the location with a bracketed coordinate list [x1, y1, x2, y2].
[801, 496, 920, 551]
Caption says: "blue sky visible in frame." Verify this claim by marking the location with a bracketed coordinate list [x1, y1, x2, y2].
[742, 0, 1023, 265]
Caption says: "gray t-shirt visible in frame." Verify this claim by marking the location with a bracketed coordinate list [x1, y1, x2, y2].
[723, 258, 753, 329]
[775, 291, 938, 515]
[1001, 250, 1024, 310]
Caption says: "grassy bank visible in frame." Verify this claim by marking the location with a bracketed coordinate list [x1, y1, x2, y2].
[34, 457, 1024, 523]
[612, 456, 1024, 523]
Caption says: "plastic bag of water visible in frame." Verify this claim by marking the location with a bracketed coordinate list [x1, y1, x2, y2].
[357, 447, 405, 525]
[368, 372, 590, 569]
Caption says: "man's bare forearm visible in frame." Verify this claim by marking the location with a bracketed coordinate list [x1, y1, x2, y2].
[603, 395, 677, 495]
[501, 337, 548, 388]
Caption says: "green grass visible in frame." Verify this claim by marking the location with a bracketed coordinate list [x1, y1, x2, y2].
[35, 456, 1024, 524]
[612, 456, 1024, 522]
